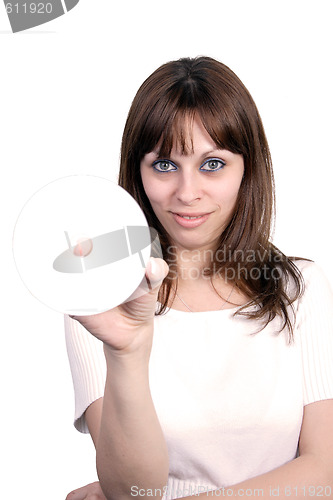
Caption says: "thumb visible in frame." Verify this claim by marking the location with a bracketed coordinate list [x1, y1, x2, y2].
[122, 257, 169, 304]
[145, 257, 169, 290]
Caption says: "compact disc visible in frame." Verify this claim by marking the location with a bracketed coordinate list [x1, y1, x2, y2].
[13, 175, 161, 315]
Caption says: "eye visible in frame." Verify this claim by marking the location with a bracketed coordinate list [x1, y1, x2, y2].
[200, 158, 226, 172]
[152, 160, 178, 172]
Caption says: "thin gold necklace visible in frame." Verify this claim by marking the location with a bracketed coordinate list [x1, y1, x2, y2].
[174, 284, 235, 312]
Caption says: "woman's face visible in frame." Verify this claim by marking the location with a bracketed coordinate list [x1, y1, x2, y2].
[140, 117, 244, 253]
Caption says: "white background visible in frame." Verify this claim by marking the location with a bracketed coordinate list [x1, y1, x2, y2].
[1, 1, 332, 498]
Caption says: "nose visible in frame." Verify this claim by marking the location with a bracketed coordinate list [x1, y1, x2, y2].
[176, 170, 202, 205]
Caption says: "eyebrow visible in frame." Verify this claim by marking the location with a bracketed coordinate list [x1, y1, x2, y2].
[151, 148, 227, 159]
[200, 149, 226, 158]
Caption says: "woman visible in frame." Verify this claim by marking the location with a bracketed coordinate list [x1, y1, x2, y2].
[65, 57, 333, 500]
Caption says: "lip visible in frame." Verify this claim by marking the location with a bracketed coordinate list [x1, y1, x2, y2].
[171, 211, 211, 228]
[174, 212, 209, 217]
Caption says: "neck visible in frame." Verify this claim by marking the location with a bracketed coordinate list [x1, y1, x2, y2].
[168, 246, 216, 282]
[165, 246, 251, 312]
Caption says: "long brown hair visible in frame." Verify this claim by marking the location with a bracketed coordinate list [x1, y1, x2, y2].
[119, 56, 305, 339]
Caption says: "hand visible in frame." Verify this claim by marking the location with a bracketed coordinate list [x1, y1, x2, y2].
[66, 481, 106, 500]
[69, 257, 169, 354]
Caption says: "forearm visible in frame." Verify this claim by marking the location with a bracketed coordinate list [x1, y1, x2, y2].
[85, 397, 104, 448]
[184, 455, 333, 499]
[96, 341, 168, 500]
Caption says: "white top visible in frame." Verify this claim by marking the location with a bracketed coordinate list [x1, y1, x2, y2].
[64, 260, 333, 499]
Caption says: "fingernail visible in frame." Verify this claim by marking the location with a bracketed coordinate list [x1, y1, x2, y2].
[149, 257, 157, 276]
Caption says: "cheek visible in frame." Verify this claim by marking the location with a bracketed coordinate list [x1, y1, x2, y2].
[215, 176, 243, 209]
[141, 170, 173, 207]
[140, 171, 154, 202]
[141, 178, 161, 206]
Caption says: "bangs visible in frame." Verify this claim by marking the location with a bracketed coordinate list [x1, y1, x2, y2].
[157, 109, 196, 158]
[143, 102, 248, 161]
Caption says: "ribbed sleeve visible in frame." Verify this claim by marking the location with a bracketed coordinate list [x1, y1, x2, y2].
[296, 262, 333, 405]
[64, 315, 106, 433]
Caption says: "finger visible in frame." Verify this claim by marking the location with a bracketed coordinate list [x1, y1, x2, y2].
[67, 482, 106, 500]
[68, 312, 99, 322]
[66, 484, 88, 499]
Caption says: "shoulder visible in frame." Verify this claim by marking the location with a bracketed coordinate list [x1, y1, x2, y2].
[291, 258, 321, 276]
[291, 258, 333, 297]
[290, 258, 333, 331]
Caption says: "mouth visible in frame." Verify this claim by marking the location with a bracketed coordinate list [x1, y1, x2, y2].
[171, 212, 211, 228]
[173, 212, 210, 218]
